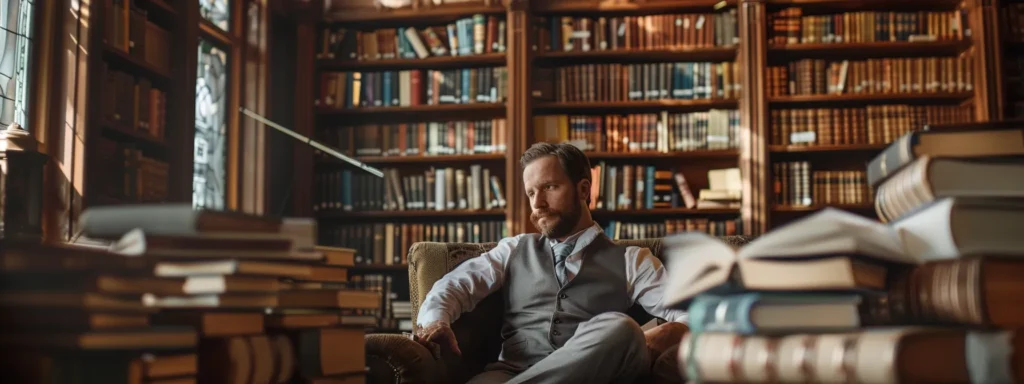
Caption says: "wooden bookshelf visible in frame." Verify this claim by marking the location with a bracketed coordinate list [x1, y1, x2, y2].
[526, 0, 746, 237]
[316, 209, 507, 219]
[585, 150, 739, 160]
[292, 0, 1003, 240]
[345, 154, 507, 164]
[768, 92, 975, 105]
[101, 45, 172, 84]
[993, 0, 1024, 120]
[320, 52, 507, 71]
[324, 2, 506, 24]
[83, 0, 185, 208]
[591, 208, 741, 217]
[534, 100, 740, 114]
[316, 103, 507, 117]
[298, 0, 517, 299]
[532, 0, 737, 15]
[757, 0, 990, 232]
[767, 40, 972, 59]
[769, 144, 886, 153]
[534, 47, 737, 65]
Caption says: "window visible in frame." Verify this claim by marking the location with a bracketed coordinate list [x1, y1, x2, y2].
[193, 39, 228, 210]
[0, 0, 35, 131]
[199, 0, 230, 31]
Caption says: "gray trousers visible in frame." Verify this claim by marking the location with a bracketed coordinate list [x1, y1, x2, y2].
[468, 312, 650, 384]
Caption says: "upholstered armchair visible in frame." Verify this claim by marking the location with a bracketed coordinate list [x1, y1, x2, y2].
[364, 236, 753, 383]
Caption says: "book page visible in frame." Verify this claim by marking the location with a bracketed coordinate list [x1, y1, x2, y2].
[661, 232, 739, 308]
[737, 208, 915, 264]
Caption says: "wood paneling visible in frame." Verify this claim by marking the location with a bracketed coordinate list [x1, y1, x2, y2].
[740, 0, 769, 235]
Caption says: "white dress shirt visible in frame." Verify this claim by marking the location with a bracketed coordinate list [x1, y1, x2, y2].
[416, 223, 688, 326]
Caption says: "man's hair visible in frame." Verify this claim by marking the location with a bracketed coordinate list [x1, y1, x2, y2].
[521, 142, 592, 204]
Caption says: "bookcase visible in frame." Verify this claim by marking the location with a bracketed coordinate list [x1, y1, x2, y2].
[289, 0, 519, 332]
[527, 0, 746, 238]
[752, 0, 990, 231]
[82, 0, 184, 208]
[287, 0, 1003, 283]
[992, 0, 1024, 119]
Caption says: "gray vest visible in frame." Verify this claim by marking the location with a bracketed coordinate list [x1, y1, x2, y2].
[498, 232, 631, 367]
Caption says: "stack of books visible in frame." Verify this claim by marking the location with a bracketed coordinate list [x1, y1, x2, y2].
[0, 204, 379, 383]
[0, 241, 199, 382]
[663, 126, 1024, 383]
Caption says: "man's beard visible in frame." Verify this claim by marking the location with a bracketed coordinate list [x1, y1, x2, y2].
[530, 192, 582, 239]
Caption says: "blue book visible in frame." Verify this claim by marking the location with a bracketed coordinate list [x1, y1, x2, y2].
[688, 292, 862, 336]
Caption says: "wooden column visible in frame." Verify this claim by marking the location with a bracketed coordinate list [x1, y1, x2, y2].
[505, 0, 532, 235]
[978, 0, 1004, 120]
[967, 0, 998, 121]
[292, 20, 317, 217]
[30, 0, 68, 242]
[738, 0, 769, 236]
[241, 0, 270, 215]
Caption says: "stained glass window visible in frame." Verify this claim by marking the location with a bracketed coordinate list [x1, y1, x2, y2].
[193, 39, 228, 210]
[0, 0, 34, 131]
[199, 0, 230, 32]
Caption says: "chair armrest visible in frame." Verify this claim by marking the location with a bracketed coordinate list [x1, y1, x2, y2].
[644, 323, 688, 384]
[365, 333, 444, 384]
[650, 343, 683, 384]
[644, 322, 688, 359]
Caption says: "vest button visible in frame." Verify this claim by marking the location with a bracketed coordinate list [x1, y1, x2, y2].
[553, 318, 561, 324]
[552, 330, 561, 336]
[559, 293, 568, 299]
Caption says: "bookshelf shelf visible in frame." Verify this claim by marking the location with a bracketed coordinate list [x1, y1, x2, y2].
[586, 150, 739, 160]
[317, 103, 506, 117]
[102, 124, 168, 153]
[320, 53, 507, 71]
[325, 3, 506, 24]
[533, 0, 736, 15]
[765, 0, 962, 11]
[534, 99, 739, 114]
[363, 154, 505, 164]
[316, 209, 507, 219]
[769, 144, 886, 153]
[592, 208, 740, 217]
[350, 264, 409, 272]
[772, 204, 874, 213]
[768, 92, 974, 106]
[535, 47, 737, 65]
[136, 0, 178, 26]
[767, 41, 972, 59]
[316, 154, 506, 165]
[102, 45, 172, 84]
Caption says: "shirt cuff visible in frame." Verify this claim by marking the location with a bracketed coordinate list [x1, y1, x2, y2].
[416, 309, 452, 327]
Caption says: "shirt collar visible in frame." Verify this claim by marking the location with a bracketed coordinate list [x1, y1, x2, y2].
[548, 223, 602, 254]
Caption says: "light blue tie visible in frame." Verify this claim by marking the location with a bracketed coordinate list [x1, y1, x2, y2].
[552, 242, 575, 286]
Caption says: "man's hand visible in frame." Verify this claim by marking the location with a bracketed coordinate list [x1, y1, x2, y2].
[413, 321, 462, 359]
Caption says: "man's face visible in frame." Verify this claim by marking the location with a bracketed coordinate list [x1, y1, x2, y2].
[523, 155, 583, 238]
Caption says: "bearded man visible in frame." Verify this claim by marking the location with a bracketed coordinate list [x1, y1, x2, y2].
[413, 142, 687, 383]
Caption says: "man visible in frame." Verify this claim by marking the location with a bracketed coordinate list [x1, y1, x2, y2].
[413, 142, 687, 383]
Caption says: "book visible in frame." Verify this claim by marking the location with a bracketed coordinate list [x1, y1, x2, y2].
[866, 128, 1024, 188]
[78, 204, 284, 237]
[687, 292, 862, 335]
[874, 156, 1024, 222]
[680, 327, 1024, 384]
[890, 197, 1024, 261]
[661, 208, 915, 307]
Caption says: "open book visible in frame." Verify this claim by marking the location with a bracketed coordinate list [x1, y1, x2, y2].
[661, 208, 917, 308]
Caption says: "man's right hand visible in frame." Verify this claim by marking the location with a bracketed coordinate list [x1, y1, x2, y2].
[412, 321, 462, 359]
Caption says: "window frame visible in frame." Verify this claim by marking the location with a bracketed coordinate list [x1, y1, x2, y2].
[193, 0, 244, 211]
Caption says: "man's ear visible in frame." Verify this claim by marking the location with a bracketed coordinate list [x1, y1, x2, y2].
[578, 179, 591, 203]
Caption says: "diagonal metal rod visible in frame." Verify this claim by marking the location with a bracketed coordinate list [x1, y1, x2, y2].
[239, 107, 384, 178]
